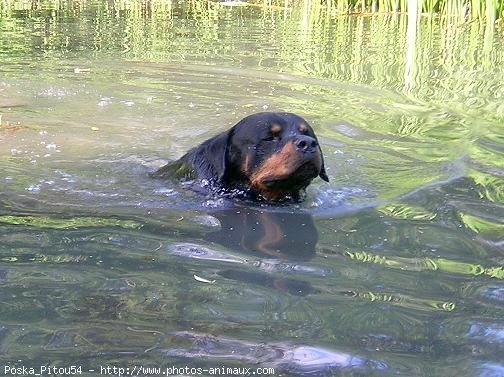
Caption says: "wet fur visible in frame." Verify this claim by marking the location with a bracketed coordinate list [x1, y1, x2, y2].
[151, 112, 328, 201]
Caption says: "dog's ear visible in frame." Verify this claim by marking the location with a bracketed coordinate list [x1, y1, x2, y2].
[199, 129, 233, 183]
[319, 165, 329, 182]
[318, 146, 329, 182]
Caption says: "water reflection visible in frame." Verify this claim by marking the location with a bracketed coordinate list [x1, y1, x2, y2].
[167, 209, 324, 295]
[481, 285, 504, 304]
[0, 0, 504, 375]
[469, 322, 504, 344]
[218, 269, 316, 296]
[206, 208, 318, 260]
[478, 363, 504, 377]
[161, 331, 387, 375]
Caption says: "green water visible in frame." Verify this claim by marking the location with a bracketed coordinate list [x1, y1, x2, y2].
[1, 1, 503, 376]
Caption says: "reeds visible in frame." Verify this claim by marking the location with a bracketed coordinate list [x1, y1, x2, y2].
[0, 0, 501, 20]
[314, 0, 502, 20]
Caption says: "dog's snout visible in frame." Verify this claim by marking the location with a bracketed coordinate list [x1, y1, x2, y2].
[294, 135, 318, 152]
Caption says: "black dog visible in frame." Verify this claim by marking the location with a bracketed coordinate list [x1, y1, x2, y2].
[151, 112, 329, 201]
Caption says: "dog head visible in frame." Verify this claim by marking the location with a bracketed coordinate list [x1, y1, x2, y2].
[208, 112, 328, 200]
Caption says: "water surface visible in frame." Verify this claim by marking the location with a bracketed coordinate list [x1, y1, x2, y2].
[1, 1, 503, 376]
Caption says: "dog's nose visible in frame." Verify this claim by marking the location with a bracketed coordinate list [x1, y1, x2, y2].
[294, 135, 318, 152]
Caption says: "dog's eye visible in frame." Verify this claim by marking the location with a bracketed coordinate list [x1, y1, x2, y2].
[263, 135, 279, 142]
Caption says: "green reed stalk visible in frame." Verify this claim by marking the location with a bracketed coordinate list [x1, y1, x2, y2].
[423, 0, 439, 14]
[311, 0, 502, 20]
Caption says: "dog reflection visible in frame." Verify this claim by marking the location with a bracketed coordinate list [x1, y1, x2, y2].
[218, 269, 315, 296]
[204, 208, 319, 295]
[206, 207, 318, 261]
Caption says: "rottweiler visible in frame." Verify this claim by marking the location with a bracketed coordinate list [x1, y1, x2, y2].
[151, 112, 329, 201]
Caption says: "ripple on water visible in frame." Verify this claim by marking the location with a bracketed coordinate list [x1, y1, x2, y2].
[468, 322, 504, 344]
[37, 87, 72, 99]
[160, 332, 387, 375]
[166, 242, 330, 278]
[481, 285, 504, 304]
[166, 242, 246, 264]
[477, 363, 504, 377]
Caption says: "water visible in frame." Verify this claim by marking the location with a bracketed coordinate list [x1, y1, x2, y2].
[1, 1, 503, 376]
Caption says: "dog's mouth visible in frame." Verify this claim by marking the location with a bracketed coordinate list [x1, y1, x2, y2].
[249, 143, 323, 201]
[261, 161, 320, 189]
